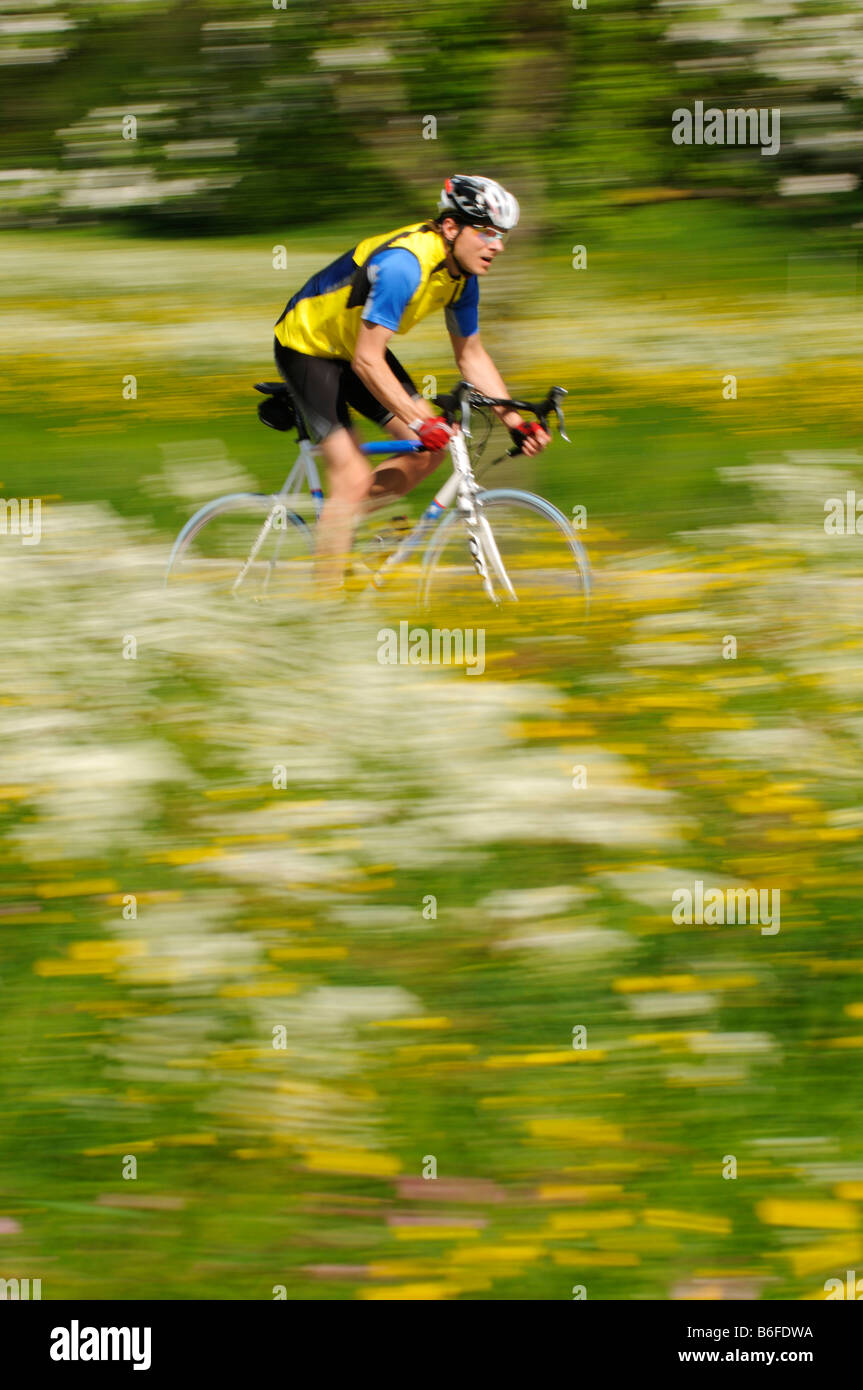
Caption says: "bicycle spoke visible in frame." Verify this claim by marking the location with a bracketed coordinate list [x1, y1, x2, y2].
[422, 490, 589, 626]
[167, 498, 313, 603]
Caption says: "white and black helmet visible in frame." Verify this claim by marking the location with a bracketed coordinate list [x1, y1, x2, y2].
[438, 175, 520, 232]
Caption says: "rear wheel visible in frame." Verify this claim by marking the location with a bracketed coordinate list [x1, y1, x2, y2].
[420, 488, 590, 623]
[166, 494, 314, 602]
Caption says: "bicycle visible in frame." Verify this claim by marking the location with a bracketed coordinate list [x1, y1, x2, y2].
[165, 379, 591, 613]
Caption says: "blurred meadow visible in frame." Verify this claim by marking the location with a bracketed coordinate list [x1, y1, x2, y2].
[1, 0, 863, 1301]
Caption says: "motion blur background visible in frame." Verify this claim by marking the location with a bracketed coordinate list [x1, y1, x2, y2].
[1, 0, 862, 1300]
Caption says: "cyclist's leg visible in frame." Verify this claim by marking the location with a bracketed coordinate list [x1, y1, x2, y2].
[374, 416, 447, 500]
[343, 351, 446, 504]
[316, 428, 373, 590]
[274, 342, 370, 591]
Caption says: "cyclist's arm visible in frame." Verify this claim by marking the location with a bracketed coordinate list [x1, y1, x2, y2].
[448, 330, 530, 432]
[353, 322, 437, 428]
[445, 281, 521, 424]
[450, 329, 551, 456]
[352, 249, 438, 430]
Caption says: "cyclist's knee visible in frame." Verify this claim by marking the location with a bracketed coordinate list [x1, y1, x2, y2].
[322, 432, 370, 504]
[331, 469, 369, 506]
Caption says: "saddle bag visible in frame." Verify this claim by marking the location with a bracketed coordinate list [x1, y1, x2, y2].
[256, 390, 297, 432]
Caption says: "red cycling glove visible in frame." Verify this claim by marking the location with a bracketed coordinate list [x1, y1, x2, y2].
[509, 420, 547, 453]
[411, 416, 453, 452]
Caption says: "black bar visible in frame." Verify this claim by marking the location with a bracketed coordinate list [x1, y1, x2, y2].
[3, 1296, 859, 1376]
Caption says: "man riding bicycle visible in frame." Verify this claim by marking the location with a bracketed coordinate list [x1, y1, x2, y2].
[272, 174, 551, 591]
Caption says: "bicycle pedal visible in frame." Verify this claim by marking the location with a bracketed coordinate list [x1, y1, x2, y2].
[359, 516, 412, 570]
[344, 561, 371, 593]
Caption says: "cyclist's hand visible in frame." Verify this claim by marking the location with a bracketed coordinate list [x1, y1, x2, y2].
[509, 421, 551, 457]
[412, 416, 453, 452]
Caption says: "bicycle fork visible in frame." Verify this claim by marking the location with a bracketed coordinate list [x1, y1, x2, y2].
[368, 434, 516, 604]
[449, 435, 515, 605]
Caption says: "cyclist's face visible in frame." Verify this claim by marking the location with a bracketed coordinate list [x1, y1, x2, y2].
[444, 220, 506, 275]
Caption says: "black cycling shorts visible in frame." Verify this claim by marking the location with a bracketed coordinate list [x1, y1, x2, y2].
[273, 339, 420, 444]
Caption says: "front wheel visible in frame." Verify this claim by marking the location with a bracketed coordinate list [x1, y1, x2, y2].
[420, 488, 590, 620]
[165, 493, 314, 602]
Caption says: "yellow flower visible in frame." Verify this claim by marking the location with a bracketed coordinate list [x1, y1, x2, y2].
[757, 1199, 858, 1231]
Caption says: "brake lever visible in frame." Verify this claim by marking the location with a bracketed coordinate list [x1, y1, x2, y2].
[433, 393, 458, 426]
[435, 381, 476, 437]
[550, 386, 570, 443]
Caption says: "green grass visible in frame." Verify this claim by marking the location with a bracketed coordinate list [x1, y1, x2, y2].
[1, 210, 862, 1300]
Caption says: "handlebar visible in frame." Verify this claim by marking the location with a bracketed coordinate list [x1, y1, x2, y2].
[433, 381, 570, 454]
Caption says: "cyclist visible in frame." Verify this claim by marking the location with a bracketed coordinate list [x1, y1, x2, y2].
[272, 175, 551, 591]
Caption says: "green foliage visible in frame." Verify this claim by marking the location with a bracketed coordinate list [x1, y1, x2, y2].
[1, 0, 861, 233]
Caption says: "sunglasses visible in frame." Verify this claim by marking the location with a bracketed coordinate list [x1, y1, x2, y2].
[471, 225, 508, 245]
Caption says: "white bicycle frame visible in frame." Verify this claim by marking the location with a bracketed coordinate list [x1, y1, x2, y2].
[253, 430, 519, 605]
[167, 378, 589, 607]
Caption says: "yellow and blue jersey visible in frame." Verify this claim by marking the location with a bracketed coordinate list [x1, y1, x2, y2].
[275, 222, 479, 360]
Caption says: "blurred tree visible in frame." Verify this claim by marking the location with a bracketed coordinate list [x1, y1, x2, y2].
[0, 0, 859, 232]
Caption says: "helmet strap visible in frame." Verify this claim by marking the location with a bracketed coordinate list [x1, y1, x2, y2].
[440, 221, 469, 278]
